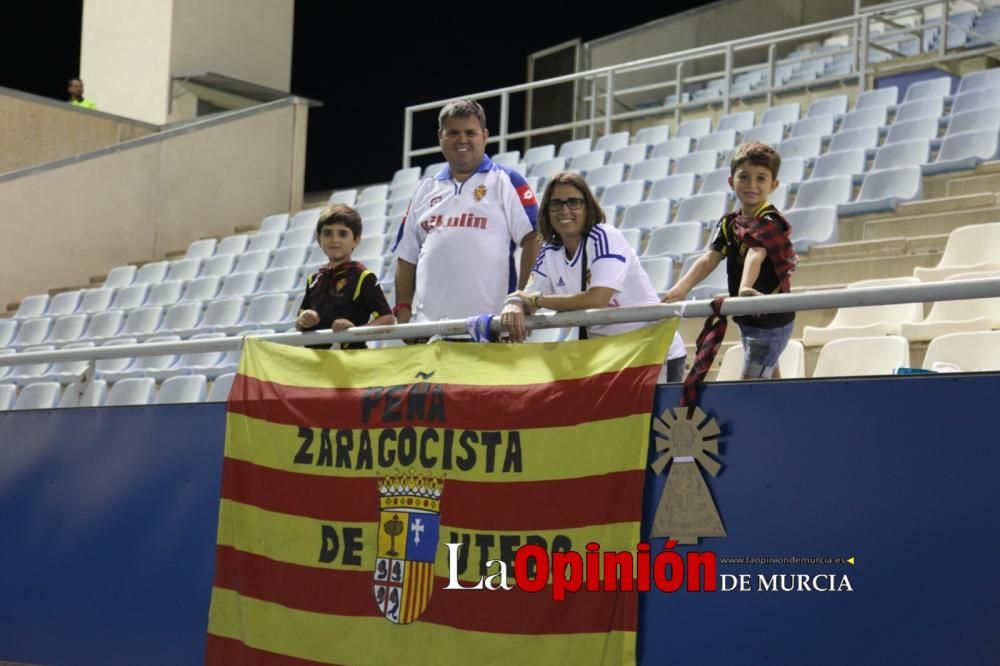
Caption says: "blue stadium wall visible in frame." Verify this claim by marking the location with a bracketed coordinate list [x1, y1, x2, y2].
[1, 374, 999, 665]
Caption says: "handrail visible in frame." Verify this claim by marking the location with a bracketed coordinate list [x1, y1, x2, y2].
[3, 278, 1000, 367]
[402, 0, 1000, 167]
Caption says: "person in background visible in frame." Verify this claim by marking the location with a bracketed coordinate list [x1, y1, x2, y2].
[67, 77, 96, 109]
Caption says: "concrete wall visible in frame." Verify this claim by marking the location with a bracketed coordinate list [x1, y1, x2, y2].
[170, 0, 294, 92]
[0, 101, 308, 307]
[80, 0, 294, 124]
[0, 88, 156, 175]
[80, 0, 174, 124]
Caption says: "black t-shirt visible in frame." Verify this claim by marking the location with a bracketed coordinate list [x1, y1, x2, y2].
[301, 261, 392, 349]
[710, 208, 795, 329]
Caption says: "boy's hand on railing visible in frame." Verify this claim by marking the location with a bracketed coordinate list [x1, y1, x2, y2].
[739, 287, 763, 297]
[662, 287, 686, 303]
[297, 309, 320, 329]
[331, 319, 355, 332]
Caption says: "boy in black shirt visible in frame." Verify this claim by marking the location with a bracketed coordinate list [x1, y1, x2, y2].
[296, 204, 394, 348]
[664, 142, 798, 379]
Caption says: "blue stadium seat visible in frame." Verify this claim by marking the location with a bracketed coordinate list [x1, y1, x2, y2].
[807, 95, 848, 118]
[121, 306, 164, 340]
[610, 144, 650, 168]
[601, 181, 646, 207]
[595, 132, 630, 152]
[785, 206, 838, 253]
[620, 200, 671, 231]
[357, 185, 390, 205]
[639, 257, 674, 292]
[558, 138, 593, 159]
[902, 76, 952, 102]
[839, 106, 887, 131]
[676, 118, 712, 140]
[893, 97, 944, 122]
[716, 111, 755, 133]
[628, 158, 671, 184]
[585, 164, 626, 195]
[744, 123, 785, 146]
[872, 139, 932, 170]
[523, 145, 556, 165]
[923, 128, 1000, 174]
[81, 310, 124, 342]
[792, 175, 853, 209]
[776, 135, 824, 161]
[885, 117, 940, 144]
[178, 276, 218, 303]
[697, 130, 738, 154]
[327, 190, 357, 206]
[853, 86, 898, 110]
[761, 103, 800, 126]
[643, 223, 703, 260]
[810, 148, 866, 180]
[675, 150, 719, 176]
[110, 285, 149, 311]
[568, 150, 608, 174]
[389, 167, 421, 188]
[216, 235, 250, 256]
[652, 137, 693, 160]
[699, 168, 732, 194]
[829, 126, 880, 153]
[838, 166, 922, 216]
[635, 125, 670, 146]
[13, 382, 62, 410]
[156, 375, 208, 404]
[674, 192, 728, 225]
[106, 377, 157, 406]
[13, 294, 49, 320]
[184, 239, 217, 260]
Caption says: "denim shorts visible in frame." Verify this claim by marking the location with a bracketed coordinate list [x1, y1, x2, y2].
[738, 321, 794, 378]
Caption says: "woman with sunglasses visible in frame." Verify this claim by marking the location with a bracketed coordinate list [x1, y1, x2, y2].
[500, 171, 687, 382]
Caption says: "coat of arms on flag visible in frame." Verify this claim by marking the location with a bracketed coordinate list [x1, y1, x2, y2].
[374, 470, 444, 624]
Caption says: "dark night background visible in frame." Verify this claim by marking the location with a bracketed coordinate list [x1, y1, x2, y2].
[0, 2, 710, 192]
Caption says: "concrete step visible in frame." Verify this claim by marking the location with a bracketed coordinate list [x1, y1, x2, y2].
[792, 253, 940, 287]
[801, 234, 947, 264]
[837, 193, 997, 242]
[860, 205, 1000, 241]
[943, 161, 1000, 198]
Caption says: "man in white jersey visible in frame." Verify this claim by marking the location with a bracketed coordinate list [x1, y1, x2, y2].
[393, 99, 540, 326]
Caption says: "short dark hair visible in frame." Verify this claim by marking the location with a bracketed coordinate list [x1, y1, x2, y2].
[316, 204, 363, 239]
[438, 98, 487, 131]
[730, 142, 781, 179]
[537, 171, 605, 245]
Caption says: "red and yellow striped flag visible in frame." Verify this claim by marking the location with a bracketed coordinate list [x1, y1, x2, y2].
[206, 320, 675, 666]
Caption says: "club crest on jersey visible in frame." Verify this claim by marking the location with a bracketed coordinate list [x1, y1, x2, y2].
[473, 185, 487, 202]
[335, 278, 347, 293]
[373, 470, 445, 624]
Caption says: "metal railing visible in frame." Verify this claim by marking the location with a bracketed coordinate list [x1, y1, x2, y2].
[3, 278, 1000, 370]
[402, 0, 1000, 167]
